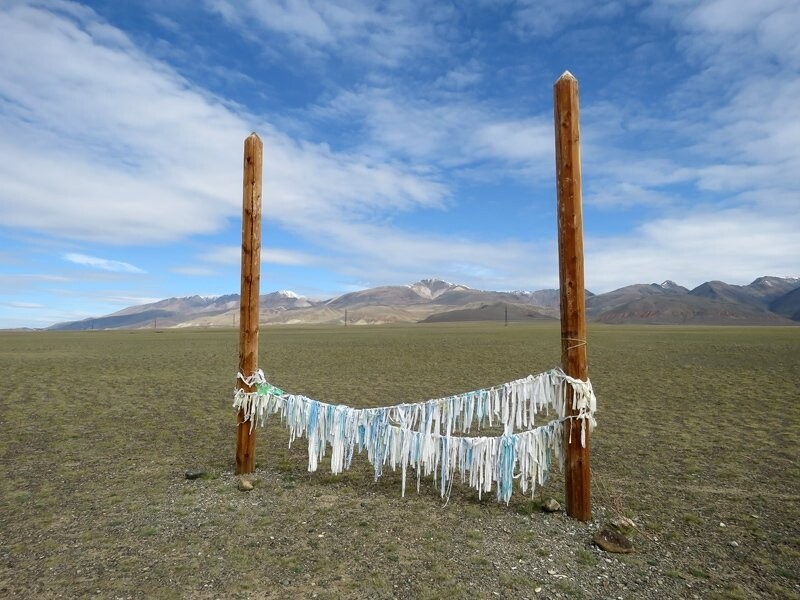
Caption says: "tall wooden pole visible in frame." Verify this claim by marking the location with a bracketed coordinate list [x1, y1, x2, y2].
[554, 71, 591, 521]
[235, 133, 263, 475]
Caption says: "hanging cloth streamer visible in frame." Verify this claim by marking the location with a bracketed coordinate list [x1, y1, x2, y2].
[232, 368, 597, 504]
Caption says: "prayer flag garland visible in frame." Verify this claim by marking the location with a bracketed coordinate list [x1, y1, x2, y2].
[233, 369, 596, 504]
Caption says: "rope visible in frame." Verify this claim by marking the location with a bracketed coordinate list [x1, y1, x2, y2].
[562, 337, 587, 352]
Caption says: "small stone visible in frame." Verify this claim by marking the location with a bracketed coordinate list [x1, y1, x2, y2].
[610, 515, 636, 535]
[719, 522, 726, 527]
[535, 587, 542, 593]
[729, 541, 739, 547]
[542, 498, 561, 512]
[238, 478, 254, 491]
[593, 526, 634, 554]
[185, 469, 208, 480]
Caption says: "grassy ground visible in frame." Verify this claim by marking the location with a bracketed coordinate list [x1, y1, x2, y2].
[0, 323, 798, 599]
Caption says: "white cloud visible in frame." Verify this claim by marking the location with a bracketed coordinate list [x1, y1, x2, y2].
[472, 118, 553, 164]
[646, 0, 800, 74]
[279, 219, 558, 292]
[171, 266, 218, 277]
[585, 182, 675, 209]
[63, 253, 145, 273]
[506, 0, 628, 38]
[586, 208, 800, 290]
[204, 0, 450, 66]
[435, 60, 483, 89]
[106, 295, 163, 306]
[263, 248, 320, 267]
[1, 301, 44, 309]
[628, 1, 800, 205]
[193, 223, 559, 293]
[0, 1, 245, 243]
[0, 273, 72, 286]
[541, 1, 800, 221]
[314, 86, 555, 179]
[0, 1, 447, 246]
[200, 246, 323, 267]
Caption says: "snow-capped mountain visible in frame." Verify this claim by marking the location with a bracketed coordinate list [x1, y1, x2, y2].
[47, 276, 800, 329]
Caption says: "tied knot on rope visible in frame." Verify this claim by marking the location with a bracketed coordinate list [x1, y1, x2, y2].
[237, 369, 266, 388]
[556, 371, 596, 447]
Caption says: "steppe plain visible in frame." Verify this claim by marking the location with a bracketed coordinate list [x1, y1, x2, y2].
[0, 322, 798, 599]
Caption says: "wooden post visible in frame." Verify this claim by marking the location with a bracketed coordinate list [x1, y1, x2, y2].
[554, 71, 591, 521]
[235, 133, 263, 475]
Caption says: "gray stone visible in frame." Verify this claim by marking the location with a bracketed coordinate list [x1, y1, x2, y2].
[593, 526, 634, 554]
[542, 498, 561, 512]
[185, 469, 208, 480]
[609, 515, 636, 535]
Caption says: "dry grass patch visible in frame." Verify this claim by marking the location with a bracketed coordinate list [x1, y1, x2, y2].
[0, 323, 798, 598]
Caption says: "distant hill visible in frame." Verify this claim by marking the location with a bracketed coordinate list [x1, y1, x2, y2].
[587, 281, 688, 317]
[49, 291, 315, 330]
[47, 276, 800, 330]
[687, 276, 799, 309]
[594, 295, 791, 325]
[771, 286, 800, 321]
[422, 302, 553, 323]
[324, 279, 455, 308]
[593, 278, 799, 325]
[51, 294, 241, 330]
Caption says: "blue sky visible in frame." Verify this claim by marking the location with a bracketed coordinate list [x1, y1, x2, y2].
[1, 0, 799, 328]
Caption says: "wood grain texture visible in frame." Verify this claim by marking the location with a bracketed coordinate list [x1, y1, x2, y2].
[236, 133, 263, 475]
[554, 72, 591, 521]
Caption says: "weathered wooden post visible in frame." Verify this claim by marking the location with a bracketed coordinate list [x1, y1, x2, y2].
[554, 71, 591, 520]
[235, 133, 263, 474]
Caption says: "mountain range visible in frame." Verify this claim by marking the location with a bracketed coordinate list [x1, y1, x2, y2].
[49, 276, 800, 330]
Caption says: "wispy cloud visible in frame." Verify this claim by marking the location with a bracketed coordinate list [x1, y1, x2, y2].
[505, 0, 627, 39]
[312, 86, 555, 179]
[171, 266, 218, 277]
[0, 2, 446, 246]
[204, 0, 452, 66]
[435, 60, 483, 90]
[1, 301, 44, 309]
[265, 219, 558, 292]
[64, 253, 145, 274]
[200, 246, 322, 267]
[586, 208, 800, 290]
[106, 295, 163, 306]
[0, 273, 72, 285]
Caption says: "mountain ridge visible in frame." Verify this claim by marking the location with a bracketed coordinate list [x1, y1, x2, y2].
[47, 277, 800, 330]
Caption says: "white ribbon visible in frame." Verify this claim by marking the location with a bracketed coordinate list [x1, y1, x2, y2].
[232, 368, 597, 503]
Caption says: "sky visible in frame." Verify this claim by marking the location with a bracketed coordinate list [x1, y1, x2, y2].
[1, 0, 799, 328]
